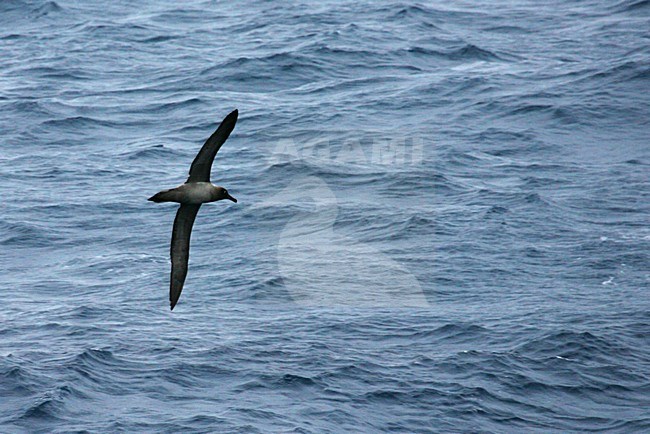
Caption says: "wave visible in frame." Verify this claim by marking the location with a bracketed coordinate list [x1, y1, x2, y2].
[15, 384, 87, 423]
[31, 1, 62, 18]
[119, 143, 186, 161]
[41, 116, 117, 129]
[0, 219, 65, 247]
[514, 330, 635, 362]
[0, 0, 62, 18]
[401, 43, 505, 62]
[609, 0, 650, 12]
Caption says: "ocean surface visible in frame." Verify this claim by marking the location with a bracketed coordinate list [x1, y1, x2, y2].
[1, 0, 649, 432]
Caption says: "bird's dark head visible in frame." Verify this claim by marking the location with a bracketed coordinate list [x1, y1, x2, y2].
[215, 186, 237, 203]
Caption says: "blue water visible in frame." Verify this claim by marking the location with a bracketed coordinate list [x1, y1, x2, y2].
[1, 0, 649, 432]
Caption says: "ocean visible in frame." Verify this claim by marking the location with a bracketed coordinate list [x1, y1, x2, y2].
[1, 0, 649, 432]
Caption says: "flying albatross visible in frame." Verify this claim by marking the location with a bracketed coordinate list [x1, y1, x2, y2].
[148, 109, 238, 310]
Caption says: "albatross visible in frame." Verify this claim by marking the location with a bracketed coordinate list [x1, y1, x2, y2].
[148, 109, 238, 310]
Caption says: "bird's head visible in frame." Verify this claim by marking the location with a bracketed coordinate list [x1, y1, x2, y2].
[215, 186, 237, 203]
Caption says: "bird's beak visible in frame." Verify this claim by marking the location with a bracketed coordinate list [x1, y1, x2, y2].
[227, 194, 237, 203]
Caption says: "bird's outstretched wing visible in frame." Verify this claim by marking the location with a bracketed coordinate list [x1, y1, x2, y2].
[187, 109, 238, 183]
[170, 204, 201, 310]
